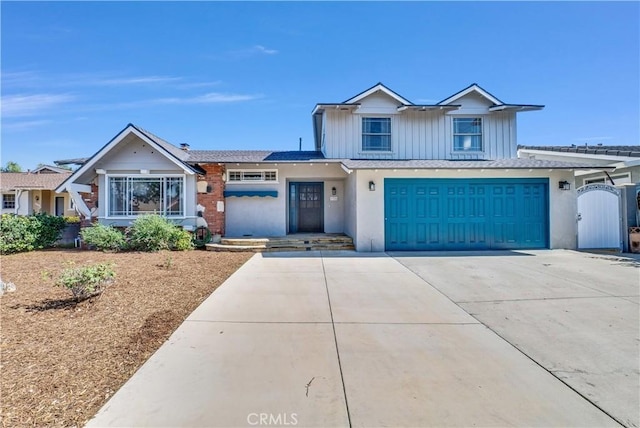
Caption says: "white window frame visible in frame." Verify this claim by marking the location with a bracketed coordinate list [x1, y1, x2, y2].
[3, 194, 16, 209]
[226, 169, 278, 184]
[453, 117, 484, 152]
[105, 174, 187, 219]
[361, 117, 392, 153]
[584, 173, 631, 185]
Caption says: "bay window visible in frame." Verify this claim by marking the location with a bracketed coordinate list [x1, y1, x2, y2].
[108, 176, 184, 217]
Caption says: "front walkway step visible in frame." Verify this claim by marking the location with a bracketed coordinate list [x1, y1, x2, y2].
[206, 234, 355, 252]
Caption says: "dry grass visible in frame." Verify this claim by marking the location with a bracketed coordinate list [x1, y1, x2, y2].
[0, 249, 252, 427]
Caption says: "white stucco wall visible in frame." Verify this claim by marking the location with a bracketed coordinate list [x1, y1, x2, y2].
[351, 169, 577, 251]
[224, 163, 348, 237]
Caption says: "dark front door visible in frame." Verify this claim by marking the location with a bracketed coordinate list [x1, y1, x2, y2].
[55, 196, 65, 216]
[289, 182, 323, 233]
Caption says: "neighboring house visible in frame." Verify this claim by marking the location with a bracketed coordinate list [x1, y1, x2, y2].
[517, 145, 640, 187]
[57, 83, 602, 251]
[1, 166, 73, 216]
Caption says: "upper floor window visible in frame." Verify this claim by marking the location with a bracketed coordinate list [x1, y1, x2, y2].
[108, 176, 184, 217]
[3, 194, 15, 209]
[362, 117, 391, 152]
[453, 118, 483, 151]
[227, 170, 278, 183]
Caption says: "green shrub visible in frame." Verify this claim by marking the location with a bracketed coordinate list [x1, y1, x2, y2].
[0, 214, 38, 254]
[0, 213, 66, 254]
[32, 213, 67, 248]
[81, 224, 126, 252]
[170, 227, 194, 251]
[56, 262, 115, 300]
[126, 214, 193, 252]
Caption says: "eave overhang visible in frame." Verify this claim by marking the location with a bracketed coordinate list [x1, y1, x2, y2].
[312, 103, 361, 115]
[489, 104, 545, 112]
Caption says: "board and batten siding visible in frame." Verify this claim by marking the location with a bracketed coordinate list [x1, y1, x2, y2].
[323, 109, 516, 160]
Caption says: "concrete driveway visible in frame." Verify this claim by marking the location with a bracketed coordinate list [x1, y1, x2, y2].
[88, 250, 638, 428]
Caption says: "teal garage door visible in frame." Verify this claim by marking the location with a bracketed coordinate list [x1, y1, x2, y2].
[385, 178, 549, 250]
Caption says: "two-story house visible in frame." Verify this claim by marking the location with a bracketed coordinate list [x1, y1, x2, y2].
[57, 83, 595, 251]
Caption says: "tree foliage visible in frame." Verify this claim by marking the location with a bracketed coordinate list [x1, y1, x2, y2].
[1, 161, 22, 172]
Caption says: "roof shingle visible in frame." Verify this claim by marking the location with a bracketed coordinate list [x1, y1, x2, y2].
[0, 172, 72, 192]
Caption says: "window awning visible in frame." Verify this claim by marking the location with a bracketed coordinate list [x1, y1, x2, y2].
[223, 190, 278, 198]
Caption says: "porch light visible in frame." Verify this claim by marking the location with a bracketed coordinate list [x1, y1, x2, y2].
[559, 180, 571, 190]
[332, 187, 337, 196]
[369, 181, 376, 191]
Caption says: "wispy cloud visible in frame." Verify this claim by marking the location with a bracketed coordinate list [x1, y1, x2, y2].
[252, 45, 278, 55]
[176, 80, 223, 89]
[2, 119, 53, 131]
[1, 71, 44, 88]
[1, 93, 75, 117]
[207, 45, 279, 60]
[144, 92, 262, 106]
[91, 75, 183, 86]
[112, 92, 263, 109]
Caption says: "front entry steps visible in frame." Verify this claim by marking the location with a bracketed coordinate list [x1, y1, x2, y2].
[205, 233, 355, 252]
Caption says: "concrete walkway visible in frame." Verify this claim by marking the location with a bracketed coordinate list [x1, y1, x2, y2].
[88, 251, 629, 427]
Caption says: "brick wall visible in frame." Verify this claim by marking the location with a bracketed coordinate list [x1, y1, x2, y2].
[196, 164, 226, 236]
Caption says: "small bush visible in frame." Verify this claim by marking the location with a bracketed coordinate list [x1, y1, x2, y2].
[81, 224, 126, 252]
[0, 213, 66, 254]
[170, 227, 194, 251]
[0, 214, 38, 254]
[56, 262, 115, 300]
[32, 213, 67, 248]
[126, 214, 193, 252]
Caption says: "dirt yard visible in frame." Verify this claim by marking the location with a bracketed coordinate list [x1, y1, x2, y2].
[0, 249, 252, 427]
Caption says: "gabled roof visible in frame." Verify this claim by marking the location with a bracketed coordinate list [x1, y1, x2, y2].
[343, 82, 413, 105]
[1, 171, 71, 192]
[55, 123, 199, 193]
[33, 165, 70, 174]
[437, 83, 544, 111]
[311, 82, 415, 116]
[437, 83, 504, 105]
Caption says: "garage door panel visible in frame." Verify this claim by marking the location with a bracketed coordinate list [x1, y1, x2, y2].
[385, 178, 548, 251]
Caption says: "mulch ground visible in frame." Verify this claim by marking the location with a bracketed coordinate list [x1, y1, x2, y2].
[0, 249, 252, 427]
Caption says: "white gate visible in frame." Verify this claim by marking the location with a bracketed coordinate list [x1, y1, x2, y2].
[577, 184, 621, 249]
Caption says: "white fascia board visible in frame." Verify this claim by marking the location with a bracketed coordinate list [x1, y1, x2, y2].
[518, 148, 632, 162]
[340, 163, 353, 175]
[438, 84, 502, 106]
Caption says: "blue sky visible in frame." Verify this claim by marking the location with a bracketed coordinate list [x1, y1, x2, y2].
[2, 1, 638, 170]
